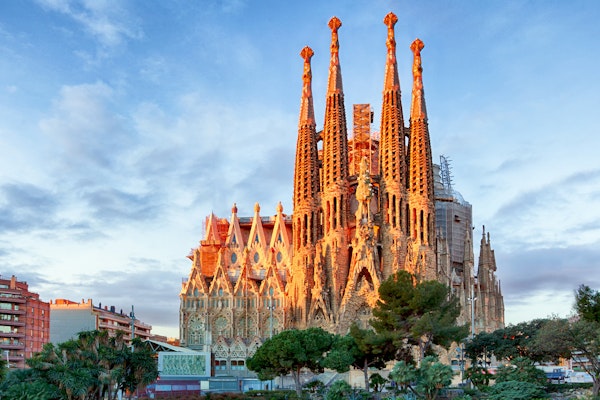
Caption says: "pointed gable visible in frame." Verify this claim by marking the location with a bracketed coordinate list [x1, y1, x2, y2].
[269, 202, 291, 249]
[209, 259, 234, 297]
[248, 202, 267, 249]
[226, 203, 245, 249]
[258, 262, 285, 298]
[203, 213, 224, 245]
[233, 260, 259, 297]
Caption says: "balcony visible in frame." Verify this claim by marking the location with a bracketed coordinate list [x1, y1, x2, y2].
[0, 296, 26, 303]
[0, 309, 25, 315]
[0, 319, 25, 327]
[0, 342, 24, 350]
[0, 332, 25, 339]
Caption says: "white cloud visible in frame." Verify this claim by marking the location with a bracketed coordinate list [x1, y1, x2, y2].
[37, 0, 142, 47]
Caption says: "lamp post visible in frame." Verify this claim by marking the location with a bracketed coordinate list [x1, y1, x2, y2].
[469, 281, 477, 338]
[129, 305, 136, 350]
[266, 295, 275, 391]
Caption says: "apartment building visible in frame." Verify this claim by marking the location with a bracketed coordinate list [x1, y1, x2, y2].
[0, 275, 50, 369]
[50, 298, 152, 345]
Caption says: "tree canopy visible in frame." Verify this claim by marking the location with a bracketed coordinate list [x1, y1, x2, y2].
[465, 319, 570, 364]
[246, 327, 334, 397]
[389, 355, 453, 400]
[2, 330, 158, 400]
[575, 284, 600, 323]
[370, 270, 469, 361]
[323, 323, 396, 390]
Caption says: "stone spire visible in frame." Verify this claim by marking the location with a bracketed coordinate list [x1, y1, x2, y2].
[379, 12, 407, 276]
[317, 16, 350, 324]
[408, 38, 434, 209]
[407, 38, 436, 279]
[322, 16, 348, 190]
[326, 16, 343, 95]
[410, 38, 427, 121]
[293, 46, 320, 220]
[299, 46, 316, 127]
[290, 46, 322, 328]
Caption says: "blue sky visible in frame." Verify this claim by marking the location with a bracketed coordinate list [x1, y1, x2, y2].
[1, 0, 599, 338]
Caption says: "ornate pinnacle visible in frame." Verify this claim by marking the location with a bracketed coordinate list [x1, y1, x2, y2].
[299, 46, 315, 125]
[384, 12, 398, 55]
[410, 38, 425, 88]
[326, 16, 343, 94]
[300, 46, 314, 64]
[300, 46, 314, 94]
[410, 38, 427, 120]
[328, 16, 341, 55]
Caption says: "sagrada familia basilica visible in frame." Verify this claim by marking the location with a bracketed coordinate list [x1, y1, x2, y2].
[179, 12, 504, 373]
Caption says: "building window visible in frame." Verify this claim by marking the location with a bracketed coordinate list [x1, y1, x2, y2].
[215, 359, 227, 371]
[231, 360, 245, 370]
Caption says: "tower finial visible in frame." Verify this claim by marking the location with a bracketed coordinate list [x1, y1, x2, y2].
[327, 16, 343, 94]
[410, 38, 427, 120]
[329, 16, 342, 52]
[299, 46, 315, 126]
[384, 12, 398, 57]
[382, 12, 400, 92]
[410, 38, 425, 89]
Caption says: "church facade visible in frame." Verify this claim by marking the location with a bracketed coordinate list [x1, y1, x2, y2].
[179, 12, 504, 375]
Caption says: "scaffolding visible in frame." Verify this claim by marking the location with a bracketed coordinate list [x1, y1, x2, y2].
[349, 104, 379, 176]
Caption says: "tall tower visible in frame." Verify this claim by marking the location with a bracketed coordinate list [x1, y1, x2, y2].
[378, 12, 407, 278]
[407, 39, 437, 280]
[318, 16, 350, 323]
[289, 46, 322, 326]
[475, 227, 505, 333]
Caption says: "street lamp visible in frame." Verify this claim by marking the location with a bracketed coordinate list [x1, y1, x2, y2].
[469, 281, 477, 338]
[129, 305, 136, 351]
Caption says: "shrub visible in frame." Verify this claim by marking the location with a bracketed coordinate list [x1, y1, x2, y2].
[486, 380, 547, 400]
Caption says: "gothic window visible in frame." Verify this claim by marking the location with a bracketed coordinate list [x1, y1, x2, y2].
[276, 251, 283, 263]
[193, 288, 199, 297]
[231, 253, 237, 264]
[253, 252, 260, 263]
[214, 316, 228, 337]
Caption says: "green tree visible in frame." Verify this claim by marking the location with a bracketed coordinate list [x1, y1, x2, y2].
[494, 357, 547, 386]
[466, 319, 569, 364]
[464, 364, 491, 388]
[0, 368, 60, 399]
[371, 270, 469, 362]
[122, 338, 159, 398]
[323, 323, 395, 390]
[247, 328, 334, 398]
[22, 330, 158, 400]
[464, 331, 497, 365]
[369, 372, 387, 393]
[389, 355, 453, 400]
[575, 284, 600, 322]
[486, 380, 547, 400]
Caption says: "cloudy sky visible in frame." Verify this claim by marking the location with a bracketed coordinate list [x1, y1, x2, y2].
[1, 1, 599, 338]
